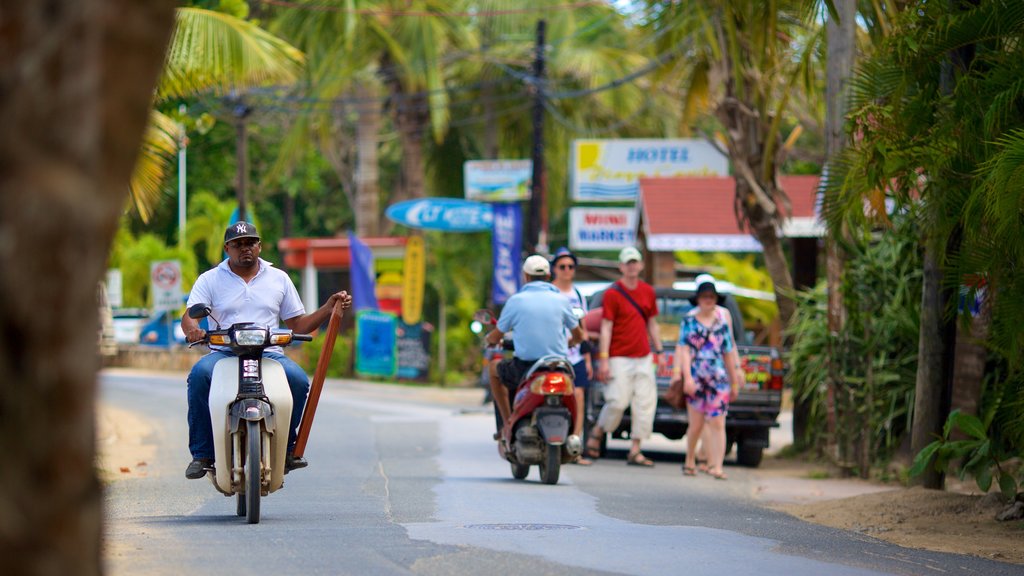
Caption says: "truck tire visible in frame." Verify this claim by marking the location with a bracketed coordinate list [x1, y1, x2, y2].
[736, 442, 763, 468]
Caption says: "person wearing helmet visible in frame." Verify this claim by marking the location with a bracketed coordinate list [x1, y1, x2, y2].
[485, 254, 585, 435]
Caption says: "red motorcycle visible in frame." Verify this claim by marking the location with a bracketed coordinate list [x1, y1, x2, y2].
[472, 310, 582, 484]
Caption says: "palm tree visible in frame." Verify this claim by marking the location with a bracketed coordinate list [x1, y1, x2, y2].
[643, 1, 830, 328]
[269, 0, 477, 236]
[129, 7, 305, 222]
[1, 3, 177, 574]
[824, 0, 1024, 489]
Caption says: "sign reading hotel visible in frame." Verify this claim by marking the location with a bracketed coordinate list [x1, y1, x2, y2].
[464, 160, 532, 201]
[569, 207, 637, 251]
[571, 139, 728, 201]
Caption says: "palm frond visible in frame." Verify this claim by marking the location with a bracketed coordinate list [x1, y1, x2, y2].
[128, 111, 182, 223]
[158, 7, 305, 101]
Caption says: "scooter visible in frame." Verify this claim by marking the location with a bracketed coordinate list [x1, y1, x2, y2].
[472, 310, 582, 485]
[187, 303, 312, 524]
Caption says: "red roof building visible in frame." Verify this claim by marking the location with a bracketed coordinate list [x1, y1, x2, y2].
[638, 175, 822, 253]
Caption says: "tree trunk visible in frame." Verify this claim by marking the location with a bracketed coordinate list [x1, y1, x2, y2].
[950, 302, 989, 424]
[393, 99, 428, 203]
[381, 59, 429, 204]
[749, 216, 797, 327]
[0, 2, 176, 575]
[911, 243, 949, 489]
[354, 83, 382, 237]
[817, 0, 857, 454]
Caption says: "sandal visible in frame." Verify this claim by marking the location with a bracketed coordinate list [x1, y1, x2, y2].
[572, 456, 594, 466]
[696, 459, 709, 474]
[584, 437, 602, 459]
[626, 451, 655, 467]
[709, 469, 728, 480]
[683, 465, 697, 476]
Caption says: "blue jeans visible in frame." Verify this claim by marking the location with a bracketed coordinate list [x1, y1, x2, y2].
[187, 351, 310, 460]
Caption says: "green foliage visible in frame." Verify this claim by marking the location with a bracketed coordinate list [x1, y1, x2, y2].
[108, 223, 198, 309]
[825, 0, 1024, 484]
[911, 402, 1022, 500]
[422, 231, 491, 383]
[674, 251, 778, 325]
[786, 216, 922, 468]
[293, 332, 352, 379]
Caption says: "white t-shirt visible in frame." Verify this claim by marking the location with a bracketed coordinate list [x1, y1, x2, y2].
[557, 284, 588, 365]
[187, 258, 306, 354]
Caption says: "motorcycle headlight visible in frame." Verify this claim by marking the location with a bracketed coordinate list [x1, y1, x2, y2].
[234, 328, 267, 346]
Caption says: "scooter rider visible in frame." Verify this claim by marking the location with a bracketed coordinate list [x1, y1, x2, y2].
[181, 222, 352, 479]
[485, 255, 585, 437]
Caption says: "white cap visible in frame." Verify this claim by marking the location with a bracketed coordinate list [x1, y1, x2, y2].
[618, 246, 642, 263]
[522, 255, 550, 276]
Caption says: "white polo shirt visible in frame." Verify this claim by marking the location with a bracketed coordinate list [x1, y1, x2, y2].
[187, 258, 306, 353]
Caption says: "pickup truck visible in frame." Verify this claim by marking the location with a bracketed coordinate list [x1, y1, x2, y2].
[584, 282, 784, 467]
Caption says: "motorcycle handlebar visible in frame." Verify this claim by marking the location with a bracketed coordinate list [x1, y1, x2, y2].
[293, 334, 313, 342]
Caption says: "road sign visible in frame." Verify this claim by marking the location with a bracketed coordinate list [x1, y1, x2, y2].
[150, 260, 182, 311]
[385, 198, 493, 231]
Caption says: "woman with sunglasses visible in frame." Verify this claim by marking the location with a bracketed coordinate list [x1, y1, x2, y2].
[550, 247, 594, 465]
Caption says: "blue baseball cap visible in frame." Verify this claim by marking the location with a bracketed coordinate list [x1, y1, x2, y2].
[550, 246, 578, 267]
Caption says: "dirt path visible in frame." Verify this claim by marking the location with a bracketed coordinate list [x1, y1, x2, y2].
[750, 458, 1024, 565]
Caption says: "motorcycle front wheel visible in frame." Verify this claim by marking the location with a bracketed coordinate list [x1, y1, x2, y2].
[510, 462, 529, 480]
[245, 420, 261, 524]
[538, 444, 561, 485]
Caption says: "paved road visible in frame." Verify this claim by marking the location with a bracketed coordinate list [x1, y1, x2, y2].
[99, 369, 1023, 576]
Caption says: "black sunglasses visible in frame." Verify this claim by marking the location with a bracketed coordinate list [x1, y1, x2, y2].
[556, 263, 575, 270]
[227, 239, 260, 249]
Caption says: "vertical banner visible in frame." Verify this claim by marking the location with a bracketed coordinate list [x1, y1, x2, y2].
[348, 232, 379, 311]
[491, 203, 522, 305]
[401, 236, 425, 325]
[396, 320, 431, 380]
[355, 310, 397, 377]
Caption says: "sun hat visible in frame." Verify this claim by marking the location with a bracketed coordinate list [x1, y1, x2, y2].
[618, 246, 642, 263]
[522, 254, 551, 276]
[224, 221, 260, 243]
[689, 273, 725, 305]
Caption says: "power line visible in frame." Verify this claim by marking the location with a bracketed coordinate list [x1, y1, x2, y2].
[261, 0, 608, 17]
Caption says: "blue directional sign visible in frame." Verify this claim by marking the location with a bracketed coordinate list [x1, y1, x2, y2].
[385, 198, 493, 232]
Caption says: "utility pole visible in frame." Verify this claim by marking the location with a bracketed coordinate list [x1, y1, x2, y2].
[233, 95, 252, 222]
[528, 19, 547, 254]
[177, 104, 187, 249]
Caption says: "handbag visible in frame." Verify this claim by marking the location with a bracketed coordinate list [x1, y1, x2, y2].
[665, 377, 688, 410]
[665, 328, 709, 410]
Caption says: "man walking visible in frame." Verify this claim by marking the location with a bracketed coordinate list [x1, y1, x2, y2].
[585, 246, 662, 467]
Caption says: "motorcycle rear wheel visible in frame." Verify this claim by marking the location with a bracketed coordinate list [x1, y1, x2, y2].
[538, 444, 561, 485]
[510, 462, 529, 480]
[245, 420, 261, 524]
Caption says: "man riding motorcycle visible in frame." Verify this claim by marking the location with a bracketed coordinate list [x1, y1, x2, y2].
[485, 255, 585, 437]
[181, 222, 352, 479]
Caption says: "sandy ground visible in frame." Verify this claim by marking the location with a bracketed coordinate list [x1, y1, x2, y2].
[95, 396, 1023, 566]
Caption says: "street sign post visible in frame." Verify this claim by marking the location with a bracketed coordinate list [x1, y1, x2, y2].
[150, 260, 182, 311]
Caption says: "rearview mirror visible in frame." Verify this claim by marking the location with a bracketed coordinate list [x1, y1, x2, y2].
[472, 309, 495, 325]
[188, 303, 211, 319]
